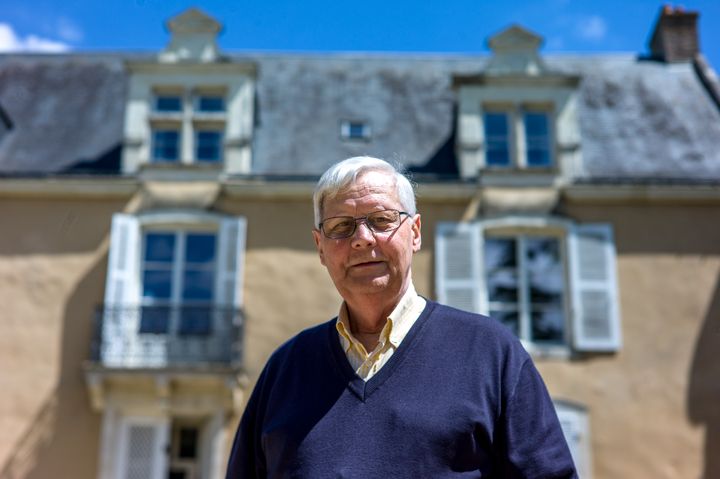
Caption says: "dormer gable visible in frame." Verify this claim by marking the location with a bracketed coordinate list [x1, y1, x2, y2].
[159, 8, 223, 63]
[485, 25, 547, 76]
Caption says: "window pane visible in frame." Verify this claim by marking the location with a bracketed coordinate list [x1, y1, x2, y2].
[185, 233, 216, 264]
[152, 130, 180, 162]
[485, 238, 518, 303]
[195, 131, 223, 162]
[142, 270, 173, 299]
[179, 307, 211, 335]
[155, 95, 182, 112]
[490, 310, 519, 336]
[531, 308, 564, 343]
[524, 112, 551, 167]
[139, 305, 169, 334]
[182, 270, 214, 300]
[178, 427, 199, 458]
[526, 237, 564, 305]
[145, 233, 175, 262]
[485, 238, 517, 270]
[196, 95, 225, 112]
[484, 112, 510, 166]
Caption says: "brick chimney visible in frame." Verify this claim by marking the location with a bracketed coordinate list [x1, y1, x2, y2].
[649, 5, 700, 62]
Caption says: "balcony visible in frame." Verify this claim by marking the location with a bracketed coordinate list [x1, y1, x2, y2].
[90, 304, 243, 369]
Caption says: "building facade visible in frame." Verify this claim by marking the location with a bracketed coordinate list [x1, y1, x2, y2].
[0, 6, 719, 479]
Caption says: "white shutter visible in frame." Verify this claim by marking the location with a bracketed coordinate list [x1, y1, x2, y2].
[435, 222, 486, 314]
[105, 214, 141, 306]
[216, 217, 247, 309]
[555, 403, 592, 479]
[569, 224, 621, 352]
[103, 214, 141, 366]
[117, 417, 169, 479]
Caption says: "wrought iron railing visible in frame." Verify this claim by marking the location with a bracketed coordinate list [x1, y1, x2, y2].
[90, 304, 244, 368]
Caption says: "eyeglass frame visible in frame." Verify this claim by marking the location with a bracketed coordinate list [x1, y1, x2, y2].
[317, 209, 412, 239]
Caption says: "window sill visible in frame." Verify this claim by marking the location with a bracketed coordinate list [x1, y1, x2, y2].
[521, 341, 572, 360]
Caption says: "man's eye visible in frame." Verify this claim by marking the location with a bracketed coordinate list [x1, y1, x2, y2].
[329, 220, 354, 232]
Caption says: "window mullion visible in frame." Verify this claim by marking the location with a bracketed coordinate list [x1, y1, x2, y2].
[518, 236, 531, 341]
[170, 232, 185, 336]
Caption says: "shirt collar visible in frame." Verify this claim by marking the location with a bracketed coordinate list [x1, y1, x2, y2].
[335, 283, 425, 350]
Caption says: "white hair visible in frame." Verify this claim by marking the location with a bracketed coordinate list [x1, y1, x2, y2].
[313, 156, 417, 227]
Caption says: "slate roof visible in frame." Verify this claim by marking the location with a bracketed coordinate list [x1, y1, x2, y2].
[1, 50, 719, 181]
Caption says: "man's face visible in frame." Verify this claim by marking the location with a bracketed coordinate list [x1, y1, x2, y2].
[312, 170, 422, 303]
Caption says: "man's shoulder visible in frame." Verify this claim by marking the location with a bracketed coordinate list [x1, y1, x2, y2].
[265, 318, 336, 365]
[428, 301, 516, 339]
[425, 301, 528, 359]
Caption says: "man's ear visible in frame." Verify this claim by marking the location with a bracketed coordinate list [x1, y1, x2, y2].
[312, 229, 326, 265]
[411, 214, 422, 253]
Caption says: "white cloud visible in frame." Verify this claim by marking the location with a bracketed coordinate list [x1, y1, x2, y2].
[575, 15, 607, 41]
[0, 22, 70, 52]
[56, 17, 83, 43]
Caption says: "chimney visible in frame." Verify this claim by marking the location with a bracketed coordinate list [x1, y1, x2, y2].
[649, 5, 700, 62]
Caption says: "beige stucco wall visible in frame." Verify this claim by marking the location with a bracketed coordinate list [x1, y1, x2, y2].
[1, 190, 718, 479]
[0, 197, 124, 479]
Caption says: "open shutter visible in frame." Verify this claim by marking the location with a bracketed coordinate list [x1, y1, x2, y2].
[555, 402, 592, 479]
[216, 216, 247, 309]
[435, 222, 486, 314]
[569, 223, 621, 352]
[105, 214, 141, 306]
[117, 417, 169, 479]
[103, 214, 140, 366]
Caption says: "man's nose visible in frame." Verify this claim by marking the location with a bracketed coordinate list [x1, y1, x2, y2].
[351, 220, 376, 247]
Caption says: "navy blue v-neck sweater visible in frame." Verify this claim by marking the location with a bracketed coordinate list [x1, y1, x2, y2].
[227, 301, 577, 478]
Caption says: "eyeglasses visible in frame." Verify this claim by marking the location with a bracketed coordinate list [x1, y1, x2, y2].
[319, 210, 410, 239]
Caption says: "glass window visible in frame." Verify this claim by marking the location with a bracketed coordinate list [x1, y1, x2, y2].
[154, 95, 182, 112]
[340, 120, 371, 140]
[196, 95, 225, 112]
[152, 130, 180, 162]
[485, 235, 565, 344]
[140, 231, 217, 335]
[483, 112, 511, 167]
[195, 131, 223, 163]
[524, 112, 552, 167]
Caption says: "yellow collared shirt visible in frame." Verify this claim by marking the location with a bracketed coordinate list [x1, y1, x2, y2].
[336, 284, 426, 381]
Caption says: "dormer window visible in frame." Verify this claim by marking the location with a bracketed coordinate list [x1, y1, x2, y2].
[340, 120, 371, 141]
[480, 106, 555, 170]
[453, 24, 580, 180]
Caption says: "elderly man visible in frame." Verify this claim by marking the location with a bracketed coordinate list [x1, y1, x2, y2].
[226, 157, 577, 478]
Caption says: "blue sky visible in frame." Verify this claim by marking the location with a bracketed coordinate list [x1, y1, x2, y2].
[1, 1, 719, 69]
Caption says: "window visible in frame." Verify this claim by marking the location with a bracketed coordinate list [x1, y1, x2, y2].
[148, 88, 227, 164]
[169, 420, 202, 479]
[340, 120, 371, 141]
[524, 112, 551, 167]
[435, 218, 621, 353]
[481, 108, 553, 169]
[154, 94, 183, 113]
[485, 235, 566, 345]
[195, 94, 225, 113]
[102, 212, 247, 367]
[555, 401, 593, 478]
[483, 112, 511, 166]
[195, 130, 223, 163]
[141, 231, 217, 335]
[152, 129, 181, 162]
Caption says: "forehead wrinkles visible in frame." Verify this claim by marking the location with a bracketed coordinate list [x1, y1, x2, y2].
[323, 173, 400, 215]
